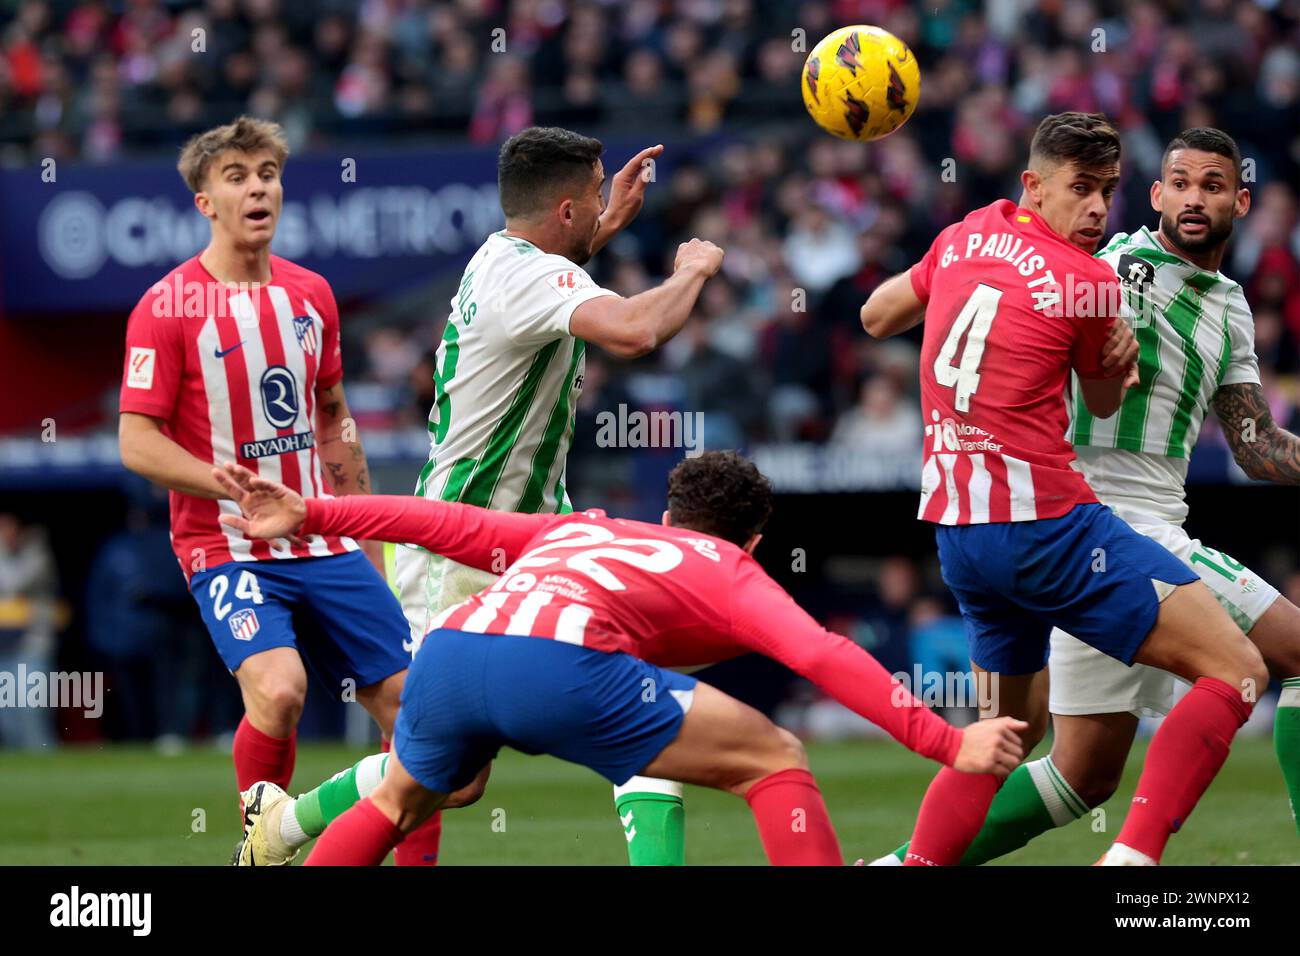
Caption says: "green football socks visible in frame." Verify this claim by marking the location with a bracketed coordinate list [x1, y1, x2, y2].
[890, 756, 1088, 865]
[614, 776, 686, 866]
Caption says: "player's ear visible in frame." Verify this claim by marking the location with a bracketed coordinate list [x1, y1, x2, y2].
[743, 533, 762, 556]
[661, 509, 672, 528]
[1149, 179, 1162, 214]
[194, 191, 215, 220]
[1234, 186, 1251, 219]
[1020, 168, 1041, 205]
[557, 196, 575, 226]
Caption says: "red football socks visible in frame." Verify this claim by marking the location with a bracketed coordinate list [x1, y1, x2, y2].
[304, 797, 404, 866]
[379, 737, 444, 865]
[233, 715, 296, 798]
[905, 768, 1000, 866]
[744, 769, 843, 865]
[395, 811, 443, 866]
[1115, 677, 1252, 862]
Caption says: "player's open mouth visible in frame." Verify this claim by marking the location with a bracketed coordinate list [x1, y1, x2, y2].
[1077, 227, 1102, 240]
[1179, 214, 1209, 233]
[246, 210, 272, 223]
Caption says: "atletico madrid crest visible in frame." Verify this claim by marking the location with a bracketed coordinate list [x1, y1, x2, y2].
[229, 607, 260, 641]
[293, 314, 317, 355]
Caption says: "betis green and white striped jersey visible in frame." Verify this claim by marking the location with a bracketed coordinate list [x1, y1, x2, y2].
[413, 230, 616, 514]
[1067, 226, 1260, 523]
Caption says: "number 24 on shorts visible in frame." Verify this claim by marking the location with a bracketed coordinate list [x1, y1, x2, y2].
[208, 569, 266, 620]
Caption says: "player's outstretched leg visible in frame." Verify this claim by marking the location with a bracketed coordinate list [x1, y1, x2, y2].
[613, 777, 685, 865]
[639, 682, 843, 865]
[235, 752, 489, 865]
[903, 667, 1049, 866]
[305, 751, 448, 866]
[875, 711, 1133, 865]
[1102, 582, 1267, 865]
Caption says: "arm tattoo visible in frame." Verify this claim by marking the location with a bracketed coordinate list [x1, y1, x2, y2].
[1212, 382, 1300, 484]
[324, 460, 346, 489]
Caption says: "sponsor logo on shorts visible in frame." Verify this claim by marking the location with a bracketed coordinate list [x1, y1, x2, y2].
[229, 608, 260, 641]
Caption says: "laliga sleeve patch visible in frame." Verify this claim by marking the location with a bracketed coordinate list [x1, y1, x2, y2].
[545, 270, 595, 299]
[127, 347, 156, 389]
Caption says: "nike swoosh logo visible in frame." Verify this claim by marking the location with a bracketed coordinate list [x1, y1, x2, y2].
[214, 341, 245, 358]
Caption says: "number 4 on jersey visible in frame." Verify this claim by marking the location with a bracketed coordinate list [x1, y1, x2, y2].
[933, 283, 1002, 412]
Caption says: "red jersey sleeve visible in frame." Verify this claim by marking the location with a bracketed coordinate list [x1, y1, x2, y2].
[727, 560, 962, 766]
[314, 279, 343, 390]
[119, 283, 185, 421]
[300, 495, 550, 571]
[1070, 268, 1122, 380]
[908, 223, 955, 303]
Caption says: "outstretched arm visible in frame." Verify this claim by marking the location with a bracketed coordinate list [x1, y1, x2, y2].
[728, 563, 1025, 775]
[1213, 382, 1300, 483]
[568, 238, 723, 359]
[213, 463, 548, 572]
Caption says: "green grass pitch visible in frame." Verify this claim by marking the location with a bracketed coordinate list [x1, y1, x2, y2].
[0, 736, 1294, 865]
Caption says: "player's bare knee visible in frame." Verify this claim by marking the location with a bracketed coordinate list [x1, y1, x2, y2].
[773, 726, 809, 772]
[1071, 768, 1120, 810]
[1223, 638, 1269, 696]
[442, 774, 487, 809]
[246, 681, 305, 731]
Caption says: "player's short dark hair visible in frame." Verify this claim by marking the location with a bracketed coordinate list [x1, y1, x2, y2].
[497, 127, 604, 220]
[1029, 112, 1121, 172]
[666, 451, 774, 547]
[1162, 127, 1243, 188]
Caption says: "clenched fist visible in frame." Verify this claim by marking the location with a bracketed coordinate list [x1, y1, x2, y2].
[674, 238, 725, 277]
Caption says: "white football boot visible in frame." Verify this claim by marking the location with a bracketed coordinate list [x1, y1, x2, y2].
[234, 782, 299, 867]
[1095, 843, 1157, 866]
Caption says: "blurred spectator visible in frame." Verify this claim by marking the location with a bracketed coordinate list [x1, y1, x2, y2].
[0, 513, 60, 749]
[831, 375, 922, 460]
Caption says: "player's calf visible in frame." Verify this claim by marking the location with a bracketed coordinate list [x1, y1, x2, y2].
[640, 683, 839, 865]
[355, 670, 406, 740]
[368, 754, 446, 834]
[1049, 712, 1137, 811]
[1108, 582, 1264, 863]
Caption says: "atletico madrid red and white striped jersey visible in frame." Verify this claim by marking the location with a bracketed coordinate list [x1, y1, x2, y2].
[299, 494, 964, 767]
[912, 200, 1124, 524]
[119, 254, 358, 578]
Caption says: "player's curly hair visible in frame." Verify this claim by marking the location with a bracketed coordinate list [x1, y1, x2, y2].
[178, 115, 289, 193]
[498, 126, 604, 220]
[1029, 112, 1121, 171]
[666, 451, 774, 547]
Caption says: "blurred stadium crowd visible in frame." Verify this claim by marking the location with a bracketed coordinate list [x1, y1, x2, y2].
[3, 0, 1300, 453]
[2, 0, 1300, 746]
